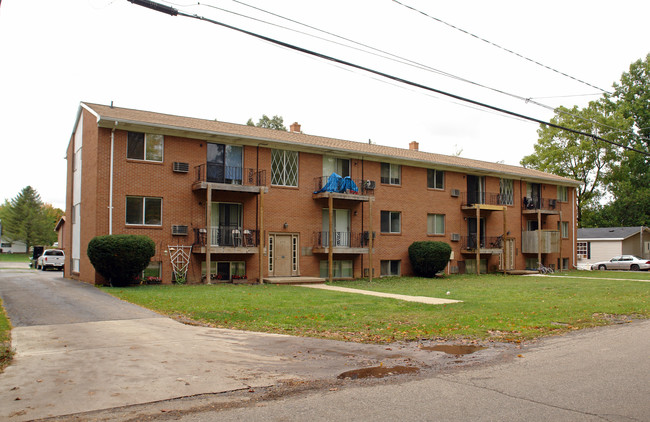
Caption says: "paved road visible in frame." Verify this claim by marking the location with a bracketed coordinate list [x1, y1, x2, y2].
[0, 268, 508, 421]
[175, 319, 650, 422]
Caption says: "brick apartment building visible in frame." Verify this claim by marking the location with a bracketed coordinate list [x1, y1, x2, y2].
[63, 102, 580, 284]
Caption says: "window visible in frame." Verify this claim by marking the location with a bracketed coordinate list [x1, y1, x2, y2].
[577, 241, 589, 259]
[557, 186, 568, 202]
[427, 169, 444, 190]
[126, 196, 162, 226]
[143, 261, 161, 279]
[319, 260, 353, 278]
[323, 156, 350, 178]
[558, 221, 569, 238]
[201, 261, 245, 280]
[499, 179, 514, 205]
[271, 149, 298, 186]
[127, 132, 163, 162]
[380, 211, 401, 233]
[380, 260, 400, 276]
[427, 214, 445, 235]
[465, 259, 487, 274]
[380, 163, 400, 185]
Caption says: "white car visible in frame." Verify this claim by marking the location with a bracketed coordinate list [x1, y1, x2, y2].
[36, 249, 65, 271]
[591, 255, 650, 271]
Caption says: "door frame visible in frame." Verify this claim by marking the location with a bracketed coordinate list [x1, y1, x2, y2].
[268, 233, 300, 276]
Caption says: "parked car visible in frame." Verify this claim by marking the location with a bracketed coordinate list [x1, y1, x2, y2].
[36, 249, 65, 271]
[591, 255, 650, 271]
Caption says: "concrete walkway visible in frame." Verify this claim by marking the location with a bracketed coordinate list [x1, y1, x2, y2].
[295, 284, 461, 304]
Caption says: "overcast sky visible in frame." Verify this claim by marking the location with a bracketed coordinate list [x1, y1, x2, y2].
[1, 0, 648, 210]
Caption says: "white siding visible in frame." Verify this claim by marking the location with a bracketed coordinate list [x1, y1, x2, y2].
[71, 117, 82, 264]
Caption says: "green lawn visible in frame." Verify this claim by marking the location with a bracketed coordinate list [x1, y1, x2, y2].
[0, 299, 13, 372]
[103, 272, 649, 343]
[0, 253, 30, 263]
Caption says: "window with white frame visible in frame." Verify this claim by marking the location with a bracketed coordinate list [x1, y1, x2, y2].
[500, 179, 514, 205]
[127, 131, 163, 162]
[427, 214, 445, 235]
[557, 186, 568, 202]
[427, 169, 444, 190]
[380, 211, 401, 233]
[380, 163, 401, 185]
[380, 260, 400, 276]
[126, 196, 162, 226]
[577, 241, 589, 259]
[271, 149, 298, 186]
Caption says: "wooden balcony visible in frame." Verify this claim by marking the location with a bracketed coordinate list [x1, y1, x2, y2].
[461, 192, 508, 211]
[192, 164, 267, 194]
[521, 197, 561, 215]
[311, 231, 371, 254]
[522, 230, 560, 254]
[460, 235, 503, 254]
[192, 226, 260, 254]
[312, 176, 375, 202]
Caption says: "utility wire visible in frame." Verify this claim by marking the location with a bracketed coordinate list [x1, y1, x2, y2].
[219, 0, 649, 144]
[126, 0, 648, 156]
[392, 0, 613, 95]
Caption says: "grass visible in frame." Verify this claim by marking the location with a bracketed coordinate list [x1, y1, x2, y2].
[0, 253, 30, 263]
[0, 298, 13, 372]
[103, 271, 649, 343]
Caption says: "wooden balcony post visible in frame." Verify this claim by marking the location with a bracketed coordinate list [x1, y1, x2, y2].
[258, 188, 264, 284]
[475, 206, 480, 275]
[206, 187, 212, 284]
[537, 210, 542, 267]
[328, 195, 333, 283]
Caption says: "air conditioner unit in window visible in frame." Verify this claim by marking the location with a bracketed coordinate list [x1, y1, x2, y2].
[450, 189, 460, 197]
[173, 162, 190, 173]
[172, 225, 189, 236]
[450, 233, 461, 242]
[364, 180, 376, 190]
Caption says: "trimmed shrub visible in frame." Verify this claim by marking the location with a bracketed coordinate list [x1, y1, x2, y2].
[87, 235, 155, 287]
[408, 241, 452, 277]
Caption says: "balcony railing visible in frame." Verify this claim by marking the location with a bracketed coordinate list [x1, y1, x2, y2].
[194, 226, 259, 248]
[195, 164, 266, 187]
[313, 176, 375, 196]
[522, 197, 559, 211]
[461, 235, 503, 251]
[521, 230, 560, 253]
[313, 231, 367, 248]
[461, 192, 509, 207]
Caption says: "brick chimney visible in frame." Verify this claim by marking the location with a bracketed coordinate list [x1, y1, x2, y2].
[290, 122, 301, 133]
[409, 141, 419, 151]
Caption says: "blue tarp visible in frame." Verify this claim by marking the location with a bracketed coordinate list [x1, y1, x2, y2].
[314, 173, 359, 194]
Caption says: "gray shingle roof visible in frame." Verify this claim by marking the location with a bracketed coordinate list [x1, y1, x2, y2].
[577, 227, 648, 240]
[80, 102, 581, 186]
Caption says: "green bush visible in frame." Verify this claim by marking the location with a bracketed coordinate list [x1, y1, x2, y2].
[87, 235, 155, 287]
[408, 241, 452, 277]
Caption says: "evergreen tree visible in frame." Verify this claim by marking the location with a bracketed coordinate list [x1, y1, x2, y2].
[2, 186, 53, 251]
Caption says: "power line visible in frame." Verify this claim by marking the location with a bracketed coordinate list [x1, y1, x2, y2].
[126, 0, 649, 156]
[215, 1, 649, 145]
[392, 0, 613, 95]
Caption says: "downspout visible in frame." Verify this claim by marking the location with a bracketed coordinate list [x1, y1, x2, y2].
[109, 127, 115, 235]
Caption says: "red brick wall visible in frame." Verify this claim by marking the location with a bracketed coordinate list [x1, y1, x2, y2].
[69, 122, 578, 283]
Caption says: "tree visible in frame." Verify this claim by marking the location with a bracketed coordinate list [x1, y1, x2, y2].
[520, 101, 627, 226]
[1, 186, 53, 252]
[599, 54, 650, 226]
[246, 114, 287, 131]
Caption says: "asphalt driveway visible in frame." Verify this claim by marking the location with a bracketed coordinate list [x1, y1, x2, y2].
[0, 268, 504, 421]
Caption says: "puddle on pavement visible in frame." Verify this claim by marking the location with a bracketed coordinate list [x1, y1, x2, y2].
[337, 365, 419, 380]
[420, 345, 486, 355]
